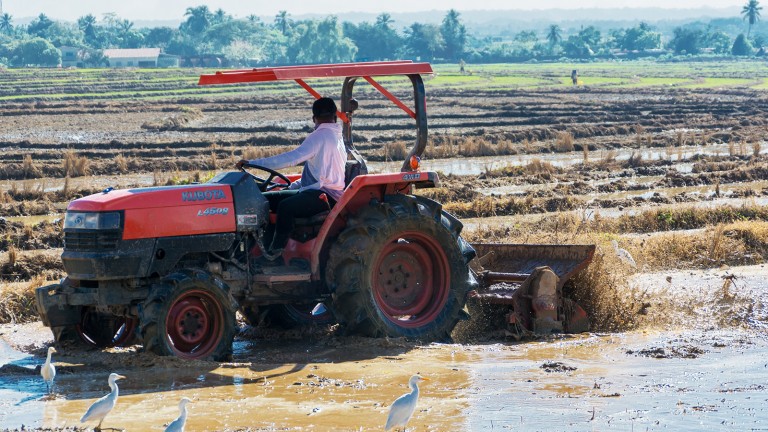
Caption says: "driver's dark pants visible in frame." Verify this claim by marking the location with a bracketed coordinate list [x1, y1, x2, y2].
[263, 189, 334, 253]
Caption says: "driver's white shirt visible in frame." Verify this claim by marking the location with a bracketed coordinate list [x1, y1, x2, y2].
[246, 122, 346, 202]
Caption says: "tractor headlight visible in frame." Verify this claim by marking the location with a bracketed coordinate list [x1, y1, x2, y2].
[64, 211, 121, 230]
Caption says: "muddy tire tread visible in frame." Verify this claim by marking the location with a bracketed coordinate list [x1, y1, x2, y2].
[138, 269, 237, 361]
[327, 196, 476, 341]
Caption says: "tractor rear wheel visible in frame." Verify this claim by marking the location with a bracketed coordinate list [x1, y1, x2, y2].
[327, 196, 475, 341]
[139, 270, 237, 361]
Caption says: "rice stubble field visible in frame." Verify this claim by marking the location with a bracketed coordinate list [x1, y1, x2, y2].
[1, 62, 768, 431]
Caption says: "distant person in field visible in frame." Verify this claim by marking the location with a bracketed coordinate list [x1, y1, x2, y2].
[571, 69, 578, 85]
[236, 97, 346, 260]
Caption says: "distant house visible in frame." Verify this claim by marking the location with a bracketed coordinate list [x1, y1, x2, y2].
[181, 54, 228, 68]
[60, 46, 84, 68]
[103, 48, 161, 68]
[158, 53, 181, 68]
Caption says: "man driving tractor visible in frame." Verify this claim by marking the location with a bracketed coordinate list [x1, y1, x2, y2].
[236, 97, 347, 261]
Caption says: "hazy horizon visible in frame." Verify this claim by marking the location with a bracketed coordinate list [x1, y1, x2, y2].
[0, 0, 749, 21]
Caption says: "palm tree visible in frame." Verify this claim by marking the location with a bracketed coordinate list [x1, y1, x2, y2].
[0, 13, 12, 35]
[184, 5, 212, 35]
[27, 13, 53, 37]
[117, 19, 133, 38]
[78, 14, 97, 41]
[274, 10, 290, 36]
[546, 24, 562, 52]
[376, 13, 394, 28]
[212, 8, 228, 25]
[742, 0, 763, 38]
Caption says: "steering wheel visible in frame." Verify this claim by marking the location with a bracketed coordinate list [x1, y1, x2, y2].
[240, 163, 292, 192]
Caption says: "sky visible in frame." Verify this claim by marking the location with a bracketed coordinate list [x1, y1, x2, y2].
[1, 0, 749, 21]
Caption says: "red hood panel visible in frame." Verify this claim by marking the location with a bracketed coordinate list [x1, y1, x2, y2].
[68, 185, 233, 211]
[68, 185, 236, 240]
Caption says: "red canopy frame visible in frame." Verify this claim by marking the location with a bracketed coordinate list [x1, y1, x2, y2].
[198, 61, 433, 123]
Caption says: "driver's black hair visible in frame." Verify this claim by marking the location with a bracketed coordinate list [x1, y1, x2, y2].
[312, 97, 337, 117]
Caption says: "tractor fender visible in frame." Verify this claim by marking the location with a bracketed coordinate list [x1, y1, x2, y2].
[308, 171, 441, 279]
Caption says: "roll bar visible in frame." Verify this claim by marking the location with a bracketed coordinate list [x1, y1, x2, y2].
[198, 61, 433, 172]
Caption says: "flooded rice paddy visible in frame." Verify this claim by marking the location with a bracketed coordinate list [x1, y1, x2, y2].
[2, 265, 767, 431]
[3, 70, 768, 431]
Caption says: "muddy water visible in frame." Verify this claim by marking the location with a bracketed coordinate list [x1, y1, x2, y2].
[1, 335, 472, 431]
[467, 331, 768, 431]
[3, 331, 767, 431]
[4, 142, 764, 198]
[2, 265, 768, 431]
[369, 142, 768, 176]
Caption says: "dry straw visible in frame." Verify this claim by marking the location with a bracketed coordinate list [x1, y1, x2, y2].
[554, 131, 574, 153]
[0, 277, 47, 324]
[115, 154, 128, 173]
[62, 150, 89, 177]
[22, 155, 41, 178]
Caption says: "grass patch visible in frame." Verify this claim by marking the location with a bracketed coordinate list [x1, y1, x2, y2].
[429, 74, 487, 86]
[3, 61, 768, 104]
[607, 205, 768, 234]
[752, 78, 768, 90]
[618, 77, 691, 88]
[680, 77, 755, 89]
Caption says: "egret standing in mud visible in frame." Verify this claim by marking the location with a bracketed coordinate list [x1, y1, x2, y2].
[164, 397, 192, 432]
[611, 240, 637, 268]
[40, 346, 56, 394]
[80, 372, 125, 432]
[385, 374, 428, 431]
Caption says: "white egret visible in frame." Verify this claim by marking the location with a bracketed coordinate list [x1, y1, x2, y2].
[80, 372, 126, 432]
[611, 240, 637, 268]
[40, 346, 57, 394]
[164, 397, 192, 432]
[385, 374, 429, 432]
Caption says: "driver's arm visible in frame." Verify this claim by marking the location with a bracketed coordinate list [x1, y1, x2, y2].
[240, 139, 319, 171]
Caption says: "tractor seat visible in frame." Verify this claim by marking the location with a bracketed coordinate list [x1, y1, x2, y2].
[294, 210, 330, 227]
[345, 159, 365, 187]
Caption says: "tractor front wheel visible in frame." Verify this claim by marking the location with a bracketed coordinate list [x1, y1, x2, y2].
[139, 270, 237, 361]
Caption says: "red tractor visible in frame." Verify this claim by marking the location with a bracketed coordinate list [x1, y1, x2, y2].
[36, 61, 594, 361]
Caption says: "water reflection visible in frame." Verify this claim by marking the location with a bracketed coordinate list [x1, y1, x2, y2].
[369, 142, 767, 176]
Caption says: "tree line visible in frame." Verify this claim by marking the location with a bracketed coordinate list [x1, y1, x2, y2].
[0, 1, 763, 67]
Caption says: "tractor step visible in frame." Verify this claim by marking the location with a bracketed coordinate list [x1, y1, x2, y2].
[252, 266, 311, 285]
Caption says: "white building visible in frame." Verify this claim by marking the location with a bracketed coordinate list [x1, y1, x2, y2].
[60, 46, 84, 67]
[103, 48, 162, 68]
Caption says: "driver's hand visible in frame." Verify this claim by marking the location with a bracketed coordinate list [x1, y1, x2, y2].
[235, 159, 249, 169]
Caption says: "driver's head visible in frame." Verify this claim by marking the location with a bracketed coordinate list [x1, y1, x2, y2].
[312, 97, 337, 124]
